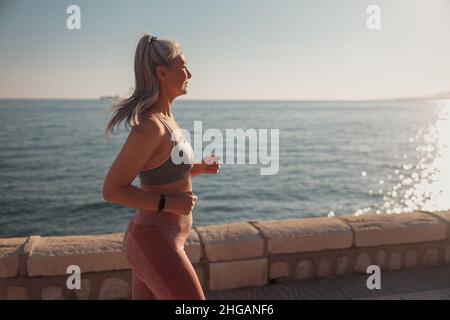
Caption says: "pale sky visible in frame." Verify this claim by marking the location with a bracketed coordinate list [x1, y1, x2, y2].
[1, 0, 449, 100]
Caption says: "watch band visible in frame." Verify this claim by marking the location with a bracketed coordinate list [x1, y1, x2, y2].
[158, 194, 166, 212]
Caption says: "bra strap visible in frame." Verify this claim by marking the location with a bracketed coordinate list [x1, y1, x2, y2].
[140, 111, 176, 171]
[148, 111, 173, 135]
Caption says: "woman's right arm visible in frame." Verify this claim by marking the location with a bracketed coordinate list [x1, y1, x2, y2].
[102, 119, 197, 214]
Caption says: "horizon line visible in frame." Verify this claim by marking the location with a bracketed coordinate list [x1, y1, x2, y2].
[1, 90, 449, 103]
[0, 97, 444, 103]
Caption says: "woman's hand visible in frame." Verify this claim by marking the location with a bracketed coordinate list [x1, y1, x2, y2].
[164, 191, 198, 215]
[191, 156, 221, 176]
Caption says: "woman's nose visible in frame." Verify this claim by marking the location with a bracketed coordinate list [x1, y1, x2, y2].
[187, 69, 192, 79]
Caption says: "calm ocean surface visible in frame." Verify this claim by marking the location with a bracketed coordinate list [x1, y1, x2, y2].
[1, 99, 449, 238]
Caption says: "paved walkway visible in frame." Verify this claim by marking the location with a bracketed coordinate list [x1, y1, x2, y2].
[205, 265, 450, 300]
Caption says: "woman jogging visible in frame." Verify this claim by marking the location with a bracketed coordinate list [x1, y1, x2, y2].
[102, 34, 220, 300]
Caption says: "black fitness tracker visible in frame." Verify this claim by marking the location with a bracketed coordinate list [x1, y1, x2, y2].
[158, 194, 166, 211]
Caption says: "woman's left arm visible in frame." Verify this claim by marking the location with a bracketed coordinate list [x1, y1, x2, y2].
[191, 157, 220, 177]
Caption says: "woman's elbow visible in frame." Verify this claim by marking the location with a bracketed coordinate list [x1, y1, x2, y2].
[102, 184, 117, 202]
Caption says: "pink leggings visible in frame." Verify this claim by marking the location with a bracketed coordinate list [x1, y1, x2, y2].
[123, 209, 205, 300]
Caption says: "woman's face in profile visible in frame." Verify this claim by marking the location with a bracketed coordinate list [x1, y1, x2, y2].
[164, 54, 192, 97]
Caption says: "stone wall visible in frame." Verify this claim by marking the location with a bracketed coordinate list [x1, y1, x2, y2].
[1, 210, 449, 299]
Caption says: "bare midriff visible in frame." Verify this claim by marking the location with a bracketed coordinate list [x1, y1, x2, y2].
[139, 176, 193, 219]
[141, 175, 192, 196]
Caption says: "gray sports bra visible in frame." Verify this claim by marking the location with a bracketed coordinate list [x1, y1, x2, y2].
[138, 112, 194, 185]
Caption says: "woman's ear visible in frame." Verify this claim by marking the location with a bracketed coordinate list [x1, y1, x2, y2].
[155, 65, 167, 82]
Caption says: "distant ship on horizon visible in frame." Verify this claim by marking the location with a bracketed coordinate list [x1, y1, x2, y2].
[99, 95, 120, 101]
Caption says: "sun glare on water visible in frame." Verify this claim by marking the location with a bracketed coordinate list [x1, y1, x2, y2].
[356, 100, 450, 216]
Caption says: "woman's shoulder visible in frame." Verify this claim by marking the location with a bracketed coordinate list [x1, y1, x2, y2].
[131, 113, 166, 139]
